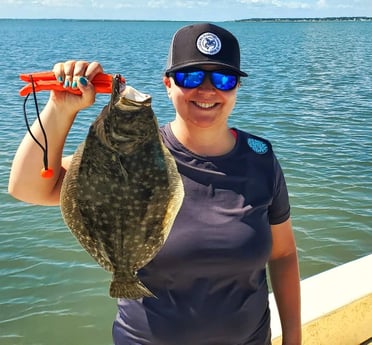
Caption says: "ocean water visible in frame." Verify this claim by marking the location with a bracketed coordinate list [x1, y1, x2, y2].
[0, 19, 371, 344]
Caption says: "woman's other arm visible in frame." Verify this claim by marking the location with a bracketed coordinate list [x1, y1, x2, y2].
[269, 217, 302, 345]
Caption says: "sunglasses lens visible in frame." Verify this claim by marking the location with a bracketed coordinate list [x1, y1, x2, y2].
[211, 72, 238, 91]
[172, 70, 238, 91]
[174, 71, 205, 89]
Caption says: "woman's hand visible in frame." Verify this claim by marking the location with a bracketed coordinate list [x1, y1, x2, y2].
[49, 60, 104, 116]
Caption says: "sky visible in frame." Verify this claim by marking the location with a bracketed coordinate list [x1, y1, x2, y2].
[0, 0, 371, 21]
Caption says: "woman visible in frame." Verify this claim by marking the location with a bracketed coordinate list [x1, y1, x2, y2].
[9, 23, 301, 345]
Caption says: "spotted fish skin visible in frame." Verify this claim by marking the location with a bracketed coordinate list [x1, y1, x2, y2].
[60, 75, 184, 299]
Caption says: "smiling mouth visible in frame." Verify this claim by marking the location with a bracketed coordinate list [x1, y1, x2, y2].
[193, 101, 218, 109]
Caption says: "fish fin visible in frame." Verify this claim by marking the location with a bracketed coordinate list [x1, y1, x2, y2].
[109, 278, 156, 299]
[61, 142, 114, 271]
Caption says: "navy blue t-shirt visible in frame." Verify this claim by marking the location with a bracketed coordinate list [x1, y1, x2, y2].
[113, 124, 290, 345]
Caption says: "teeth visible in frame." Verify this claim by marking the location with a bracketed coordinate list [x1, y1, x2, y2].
[194, 102, 216, 109]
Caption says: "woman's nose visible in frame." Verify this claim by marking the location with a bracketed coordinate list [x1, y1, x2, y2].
[197, 75, 216, 92]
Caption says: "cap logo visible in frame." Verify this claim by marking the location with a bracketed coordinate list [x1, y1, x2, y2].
[196, 32, 221, 56]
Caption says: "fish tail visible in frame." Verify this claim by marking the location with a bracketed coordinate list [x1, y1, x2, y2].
[109, 278, 156, 299]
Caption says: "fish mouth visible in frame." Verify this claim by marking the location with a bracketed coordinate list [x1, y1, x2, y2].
[121, 85, 151, 104]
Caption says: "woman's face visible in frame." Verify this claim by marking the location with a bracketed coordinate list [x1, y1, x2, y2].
[164, 65, 240, 130]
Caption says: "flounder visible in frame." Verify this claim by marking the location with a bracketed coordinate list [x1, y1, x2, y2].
[60, 75, 184, 299]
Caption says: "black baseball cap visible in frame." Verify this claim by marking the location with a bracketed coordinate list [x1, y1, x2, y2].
[165, 23, 248, 77]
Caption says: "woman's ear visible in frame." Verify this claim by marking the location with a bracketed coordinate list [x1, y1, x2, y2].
[163, 76, 172, 98]
[163, 76, 171, 88]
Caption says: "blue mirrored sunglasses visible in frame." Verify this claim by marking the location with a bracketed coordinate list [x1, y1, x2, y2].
[168, 69, 239, 91]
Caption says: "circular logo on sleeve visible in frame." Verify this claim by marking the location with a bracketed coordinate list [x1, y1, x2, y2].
[196, 32, 222, 55]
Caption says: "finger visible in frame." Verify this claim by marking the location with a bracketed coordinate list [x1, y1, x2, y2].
[84, 61, 104, 81]
[71, 61, 89, 89]
[76, 62, 101, 99]
[77, 75, 97, 106]
[53, 62, 65, 84]
[62, 60, 76, 88]
[72, 60, 89, 76]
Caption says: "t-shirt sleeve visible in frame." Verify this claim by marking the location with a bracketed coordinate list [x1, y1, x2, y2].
[268, 154, 290, 225]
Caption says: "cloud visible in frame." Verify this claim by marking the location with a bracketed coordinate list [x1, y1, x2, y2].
[0, 0, 86, 6]
[0, 0, 371, 19]
[2, 0, 370, 11]
[316, 0, 327, 8]
[238, 0, 311, 9]
[145, 0, 209, 9]
[236, 0, 372, 10]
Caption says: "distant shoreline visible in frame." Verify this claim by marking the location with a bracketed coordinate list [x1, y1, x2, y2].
[0, 17, 371, 22]
[235, 16, 372, 22]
